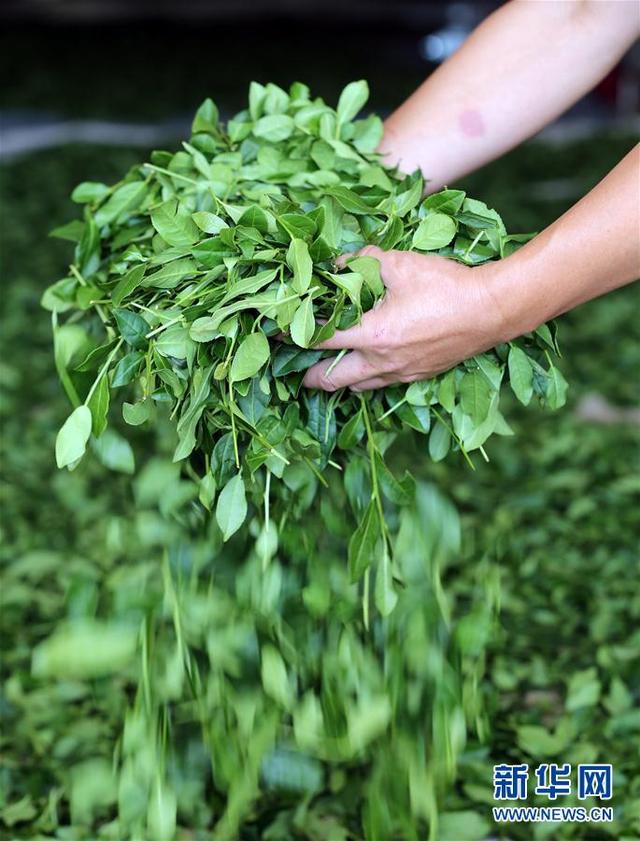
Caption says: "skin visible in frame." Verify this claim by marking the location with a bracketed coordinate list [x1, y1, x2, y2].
[304, 0, 640, 392]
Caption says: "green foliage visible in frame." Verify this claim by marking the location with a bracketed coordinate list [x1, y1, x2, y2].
[1, 103, 638, 841]
[43, 81, 565, 614]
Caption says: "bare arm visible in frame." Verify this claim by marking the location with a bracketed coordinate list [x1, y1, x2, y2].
[380, 0, 640, 191]
[303, 147, 639, 392]
[491, 144, 640, 334]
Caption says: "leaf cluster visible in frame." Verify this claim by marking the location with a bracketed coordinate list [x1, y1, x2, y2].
[44, 80, 567, 607]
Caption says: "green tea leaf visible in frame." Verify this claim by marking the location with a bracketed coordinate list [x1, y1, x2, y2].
[253, 114, 295, 142]
[459, 371, 492, 423]
[261, 645, 293, 709]
[412, 212, 457, 250]
[238, 205, 269, 233]
[230, 333, 271, 382]
[154, 324, 192, 359]
[286, 238, 313, 294]
[422, 189, 466, 215]
[348, 500, 379, 582]
[192, 97, 219, 134]
[113, 308, 149, 350]
[151, 199, 200, 248]
[189, 317, 220, 343]
[192, 211, 227, 234]
[86, 375, 110, 437]
[123, 400, 152, 426]
[41, 276, 78, 313]
[71, 181, 110, 204]
[216, 473, 247, 540]
[32, 620, 137, 678]
[546, 364, 568, 409]
[508, 346, 534, 405]
[95, 181, 146, 227]
[112, 264, 146, 307]
[336, 80, 369, 125]
[112, 351, 144, 386]
[375, 545, 398, 616]
[55, 405, 92, 469]
[92, 429, 135, 474]
[277, 213, 317, 241]
[237, 378, 270, 426]
[147, 780, 177, 841]
[198, 472, 217, 510]
[566, 668, 601, 711]
[346, 255, 384, 296]
[143, 258, 198, 290]
[428, 421, 451, 461]
[290, 297, 315, 348]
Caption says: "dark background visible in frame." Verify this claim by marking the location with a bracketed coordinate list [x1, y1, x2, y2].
[1, 1, 494, 122]
[2, 0, 638, 124]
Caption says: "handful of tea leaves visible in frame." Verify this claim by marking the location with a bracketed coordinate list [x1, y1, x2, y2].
[44, 80, 567, 605]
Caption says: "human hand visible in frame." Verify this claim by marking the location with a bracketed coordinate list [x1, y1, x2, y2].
[303, 246, 509, 392]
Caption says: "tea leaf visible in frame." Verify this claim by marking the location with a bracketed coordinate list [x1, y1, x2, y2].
[231, 333, 270, 382]
[508, 346, 534, 405]
[336, 80, 369, 125]
[286, 238, 313, 294]
[92, 429, 135, 474]
[95, 181, 146, 227]
[87, 375, 110, 437]
[215, 473, 247, 540]
[71, 181, 110, 204]
[348, 500, 379, 582]
[32, 620, 137, 678]
[261, 645, 293, 709]
[546, 364, 568, 409]
[112, 265, 146, 307]
[143, 258, 198, 290]
[112, 350, 144, 386]
[290, 297, 315, 348]
[55, 405, 92, 468]
[412, 212, 457, 250]
[151, 199, 200, 248]
[459, 371, 492, 423]
[113, 309, 149, 350]
[192, 211, 227, 234]
[147, 780, 177, 841]
[374, 545, 398, 616]
[429, 421, 451, 462]
[253, 114, 295, 142]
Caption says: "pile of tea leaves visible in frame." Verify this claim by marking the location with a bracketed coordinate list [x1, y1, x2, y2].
[44, 80, 567, 610]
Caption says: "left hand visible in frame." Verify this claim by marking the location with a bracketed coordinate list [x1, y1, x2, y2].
[303, 245, 509, 392]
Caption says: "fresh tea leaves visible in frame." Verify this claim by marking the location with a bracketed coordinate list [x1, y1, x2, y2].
[44, 80, 567, 600]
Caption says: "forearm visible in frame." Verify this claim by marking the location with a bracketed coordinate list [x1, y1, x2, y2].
[489, 145, 640, 338]
[380, 0, 639, 190]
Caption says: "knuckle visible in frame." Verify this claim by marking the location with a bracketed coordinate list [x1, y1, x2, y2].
[398, 372, 416, 384]
[361, 244, 381, 259]
[376, 356, 396, 374]
[319, 372, 338, 392]
[375, 327, 399, 352]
